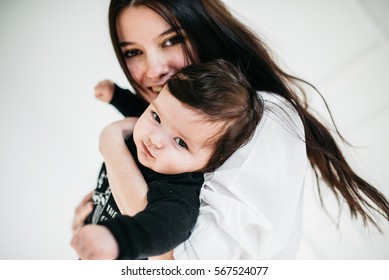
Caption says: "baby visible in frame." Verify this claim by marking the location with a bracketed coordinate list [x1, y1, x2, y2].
[71, 59, 263, 259]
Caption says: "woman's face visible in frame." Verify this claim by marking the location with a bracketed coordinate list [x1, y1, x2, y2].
[116, 5, 191, 103]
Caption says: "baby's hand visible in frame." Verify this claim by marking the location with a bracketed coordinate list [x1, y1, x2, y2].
[71, 224, 119, 260]
[95, 79, 114, 103]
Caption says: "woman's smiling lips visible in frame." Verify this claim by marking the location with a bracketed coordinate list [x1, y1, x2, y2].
[151, 86, 163, 93]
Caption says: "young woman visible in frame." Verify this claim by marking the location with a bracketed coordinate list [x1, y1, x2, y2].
[73, 0, 389, 259]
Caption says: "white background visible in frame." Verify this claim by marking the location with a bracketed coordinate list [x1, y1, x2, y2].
[0, 0, 388, 259]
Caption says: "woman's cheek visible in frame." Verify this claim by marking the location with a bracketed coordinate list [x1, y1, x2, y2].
[127, 61, 144, 84]
[175, 53, 190, 69]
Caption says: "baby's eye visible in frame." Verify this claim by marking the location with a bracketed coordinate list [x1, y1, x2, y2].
[163, 35, 184, 47]
[152, 112, 161, 123]
[175, 138, 188, 149]
[123, 49, 142, 58]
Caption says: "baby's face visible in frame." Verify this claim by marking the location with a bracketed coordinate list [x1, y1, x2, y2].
[133, 87, 222, 174]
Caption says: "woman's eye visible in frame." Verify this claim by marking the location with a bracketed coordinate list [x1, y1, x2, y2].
[175, 138, 188, 149]
[123, 49, 142, 58]
[152, 112, 161, 123]
[163, 35, 184, 47]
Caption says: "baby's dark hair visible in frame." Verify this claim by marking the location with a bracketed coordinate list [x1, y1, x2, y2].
[167, 59, 263, 173]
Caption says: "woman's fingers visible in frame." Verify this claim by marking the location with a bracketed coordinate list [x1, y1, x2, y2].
[72, 191, 94, 234]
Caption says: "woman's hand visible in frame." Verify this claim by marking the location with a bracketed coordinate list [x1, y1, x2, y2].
[72, 190, 94, 234]
[71, 224, 119, 260]
[94, 80, 115, 103]
[149, 250, 175, 260]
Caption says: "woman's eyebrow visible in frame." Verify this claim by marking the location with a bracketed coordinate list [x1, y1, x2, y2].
[160, 27, 178, 37]
[119, 28, 181, 47]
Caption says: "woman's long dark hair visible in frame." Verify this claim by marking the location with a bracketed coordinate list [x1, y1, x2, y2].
[108, 0, 389, 229]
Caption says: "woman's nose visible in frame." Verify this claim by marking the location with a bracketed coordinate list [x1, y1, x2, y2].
[145, 52, 169, 81]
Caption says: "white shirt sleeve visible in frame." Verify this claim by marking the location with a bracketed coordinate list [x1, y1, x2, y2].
[174, 92, 308, 259]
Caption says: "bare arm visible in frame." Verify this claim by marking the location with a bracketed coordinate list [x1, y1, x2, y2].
[99, 118, 148, 216]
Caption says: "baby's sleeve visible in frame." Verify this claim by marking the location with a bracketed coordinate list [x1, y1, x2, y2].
[99, 172, 203, 259]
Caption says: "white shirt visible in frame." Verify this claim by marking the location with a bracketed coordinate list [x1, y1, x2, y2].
[174, 91, 307, 259]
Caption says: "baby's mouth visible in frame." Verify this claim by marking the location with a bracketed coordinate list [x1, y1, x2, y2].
[142, 142, 155, 159]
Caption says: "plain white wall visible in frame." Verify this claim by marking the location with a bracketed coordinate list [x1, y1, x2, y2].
[0, 0, 125, 259]
[0, 0, 388, 259]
